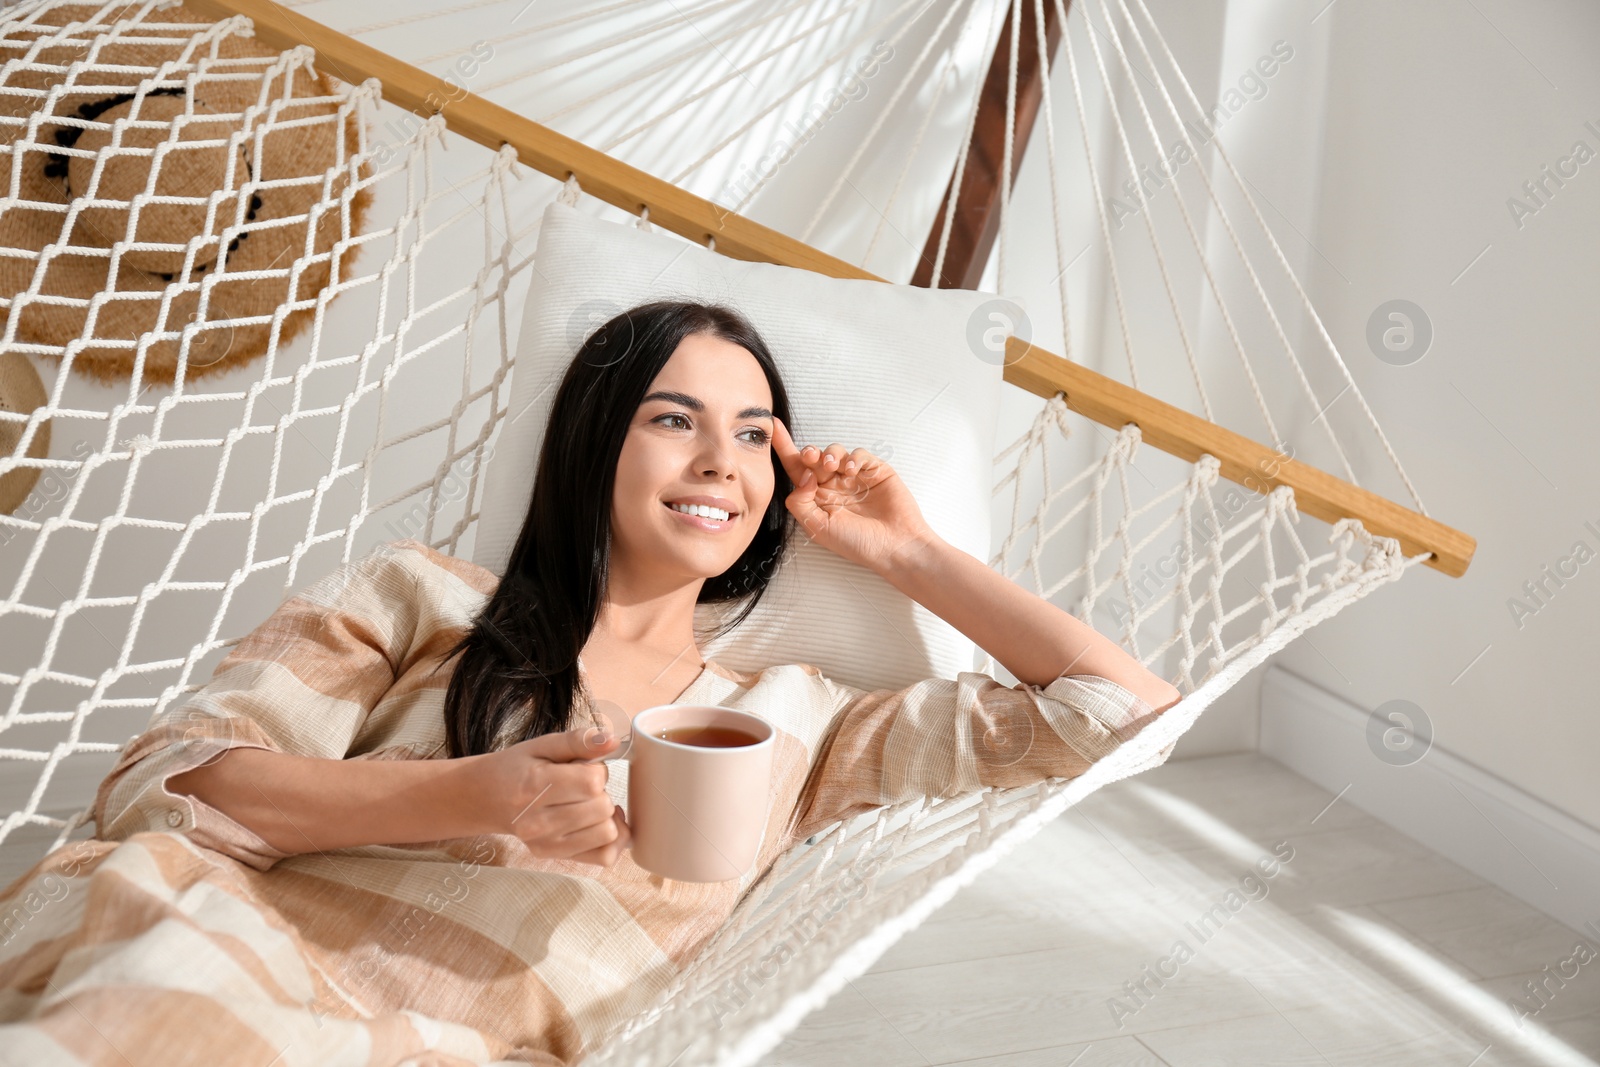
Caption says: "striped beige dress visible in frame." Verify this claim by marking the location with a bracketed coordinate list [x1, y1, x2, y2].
[0, 539, 1170, 1065]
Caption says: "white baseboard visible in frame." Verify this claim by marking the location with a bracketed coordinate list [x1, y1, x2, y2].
[1260, 663, 1600, 937]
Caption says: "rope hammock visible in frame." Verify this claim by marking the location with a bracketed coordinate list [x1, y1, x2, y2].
[0, 0, 1475, 1064]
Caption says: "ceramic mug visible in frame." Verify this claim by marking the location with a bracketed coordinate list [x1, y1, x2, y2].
[589, 704, 775, 883]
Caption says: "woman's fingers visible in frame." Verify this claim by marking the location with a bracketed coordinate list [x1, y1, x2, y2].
[519, 792, 615, 851]
[772, 420, 883, 496]
[769, 416, 807, 484]
[523, 759, 608, 806]
[553, 724, 619, 761]
[818, 443, 848, 473]
[566, 807, 632, 867]
[555, 803, 622, 848]
[796, 443, 849, 484]
[786, 462, 827, 536]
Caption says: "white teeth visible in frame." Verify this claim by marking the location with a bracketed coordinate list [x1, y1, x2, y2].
[669, 502, 730, 521]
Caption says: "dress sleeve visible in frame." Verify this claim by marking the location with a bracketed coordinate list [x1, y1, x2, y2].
[92, 541, 426, 870]
[787, 668, 1176, 843]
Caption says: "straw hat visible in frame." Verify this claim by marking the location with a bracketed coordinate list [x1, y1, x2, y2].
[0, 4, 371, 385]
[0, 354, 50, 516]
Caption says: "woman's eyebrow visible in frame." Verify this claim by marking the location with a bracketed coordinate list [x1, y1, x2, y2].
[641, 390, 772, 420]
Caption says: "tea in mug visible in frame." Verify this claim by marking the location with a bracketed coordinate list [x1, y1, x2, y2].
[654, 724, 762, 748]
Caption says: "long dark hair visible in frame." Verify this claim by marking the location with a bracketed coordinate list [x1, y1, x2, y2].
[439, 300, 798, 758]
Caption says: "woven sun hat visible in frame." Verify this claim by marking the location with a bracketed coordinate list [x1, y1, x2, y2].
[0, 3, 370, 385]
[0, 353, 50, 516]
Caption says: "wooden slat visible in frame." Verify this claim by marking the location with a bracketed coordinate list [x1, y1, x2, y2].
[1004, 342, 1476, 576]
[183, 0, 1476, 578]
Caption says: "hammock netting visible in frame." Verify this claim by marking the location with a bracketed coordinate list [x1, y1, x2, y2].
[0, 1, 1437, 1063]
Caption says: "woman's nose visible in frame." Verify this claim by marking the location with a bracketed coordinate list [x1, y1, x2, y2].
[694, 447, 732, 476]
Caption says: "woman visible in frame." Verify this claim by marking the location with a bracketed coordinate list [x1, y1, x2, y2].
[0, 300, 1180, 1065]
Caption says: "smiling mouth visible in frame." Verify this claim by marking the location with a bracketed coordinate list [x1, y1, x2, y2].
[663, 501, 738, 526]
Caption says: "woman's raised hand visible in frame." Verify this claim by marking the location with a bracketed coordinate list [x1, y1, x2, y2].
[479, 726, 632, 867]
[770, 415, 941, 574]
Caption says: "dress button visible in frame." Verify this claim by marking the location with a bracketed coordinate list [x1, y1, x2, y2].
[166, 810, 184, 828]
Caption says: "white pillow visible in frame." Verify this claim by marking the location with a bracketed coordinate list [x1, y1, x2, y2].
[472, 200, 1013, 693]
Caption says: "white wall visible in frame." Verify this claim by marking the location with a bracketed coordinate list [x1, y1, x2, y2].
[1273, 0, 1600, 832]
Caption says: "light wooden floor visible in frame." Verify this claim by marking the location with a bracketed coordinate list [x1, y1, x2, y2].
[757, 753, 1600, 1067]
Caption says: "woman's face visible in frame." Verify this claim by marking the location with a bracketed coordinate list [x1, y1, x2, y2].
[609, 332, 776, 585]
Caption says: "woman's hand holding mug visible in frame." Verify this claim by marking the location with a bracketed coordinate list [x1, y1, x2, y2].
[478, 726, 632, 868]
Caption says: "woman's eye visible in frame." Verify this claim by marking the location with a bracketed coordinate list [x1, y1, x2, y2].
[655, 414, 768, 445]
